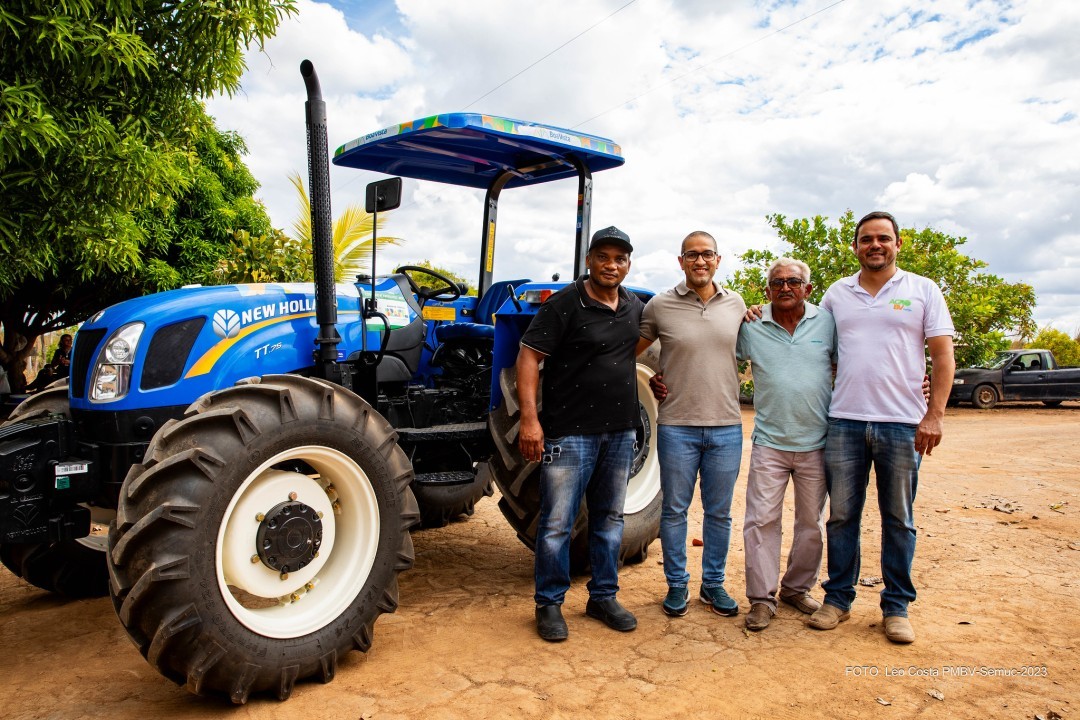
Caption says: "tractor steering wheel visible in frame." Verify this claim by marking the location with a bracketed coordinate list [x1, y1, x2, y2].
[395, 265, 463, 303]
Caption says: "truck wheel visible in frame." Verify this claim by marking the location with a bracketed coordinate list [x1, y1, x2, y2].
[971, 384, 998, 409]
[107, 375, 418, 703]
[0, 384, 111, 598]
[483, 345, 662, 572]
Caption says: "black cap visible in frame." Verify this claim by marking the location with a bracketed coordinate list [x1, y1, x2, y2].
[589, 225, 633, 254]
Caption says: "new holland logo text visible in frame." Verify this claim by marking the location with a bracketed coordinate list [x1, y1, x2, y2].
[212, 298, 318, 338]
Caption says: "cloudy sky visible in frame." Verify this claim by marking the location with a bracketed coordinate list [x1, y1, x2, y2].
[206, 0, 1080, 334]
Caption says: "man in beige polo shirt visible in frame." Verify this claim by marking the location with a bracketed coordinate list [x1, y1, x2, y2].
[636, 230, 746, 617]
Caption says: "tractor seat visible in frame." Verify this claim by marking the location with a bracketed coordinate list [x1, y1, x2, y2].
[433, 278, 528, 343]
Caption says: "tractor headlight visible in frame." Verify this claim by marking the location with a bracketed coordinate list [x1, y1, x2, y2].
[90, 323, 144, 402]
[952, 378, 965, 385]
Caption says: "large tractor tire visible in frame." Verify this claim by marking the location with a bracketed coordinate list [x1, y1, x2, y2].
[0, 383, 111, 598]
[482, 345, 662, 572]
[107, 375, 418, 704]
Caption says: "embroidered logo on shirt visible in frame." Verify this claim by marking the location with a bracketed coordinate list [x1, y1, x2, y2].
[889, 298, 913, 311]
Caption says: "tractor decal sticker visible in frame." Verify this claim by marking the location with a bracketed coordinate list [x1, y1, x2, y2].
[422, 306, 456, 322]
[213, 309, 242, 339]
[186, 310, 362, 378]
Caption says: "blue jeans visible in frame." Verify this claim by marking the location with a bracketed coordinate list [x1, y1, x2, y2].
[534, 429, 636, 606]
[657, 424, 742, 589]
[822, 418, 921, 617]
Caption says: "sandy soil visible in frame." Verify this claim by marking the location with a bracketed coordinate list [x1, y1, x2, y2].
[1, 404, 1078, 719]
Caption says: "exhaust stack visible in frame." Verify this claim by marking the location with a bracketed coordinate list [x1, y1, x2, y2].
[301, 60, 341, 383]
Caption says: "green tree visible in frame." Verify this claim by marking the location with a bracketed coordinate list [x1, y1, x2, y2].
[211, 172, 404, 286]
[1026, 327, 1080, 366]
[730, 211, 1036, 369]
[0, 0, 292, 390]
[285, 172, 401, 282]
[212, 228, 313, 284]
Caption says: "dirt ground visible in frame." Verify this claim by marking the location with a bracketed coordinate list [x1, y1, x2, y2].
[1, 404, 1078, 719]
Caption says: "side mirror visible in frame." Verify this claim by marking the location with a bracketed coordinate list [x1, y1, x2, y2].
[365, 177, 402, 213]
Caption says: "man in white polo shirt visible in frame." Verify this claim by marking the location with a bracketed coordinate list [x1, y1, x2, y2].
[808, 211, 955, 644]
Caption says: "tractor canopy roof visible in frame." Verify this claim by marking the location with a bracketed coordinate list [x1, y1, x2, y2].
[333, 113, 623, 189]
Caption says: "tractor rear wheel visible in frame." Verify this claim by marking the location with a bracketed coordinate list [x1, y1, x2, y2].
[107, 375, 417, 703]
[0, 383, 111, 598]
[482, 345, 662, 571]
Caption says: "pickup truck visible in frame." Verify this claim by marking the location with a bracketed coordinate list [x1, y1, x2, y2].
[949, 349, 1080, 408]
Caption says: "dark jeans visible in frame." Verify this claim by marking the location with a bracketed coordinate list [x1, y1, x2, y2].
[822, 418, 921, 617]
[534, 429, 635, 606]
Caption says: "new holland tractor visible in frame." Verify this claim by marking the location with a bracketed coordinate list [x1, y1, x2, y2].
[0, 62, 660, 702]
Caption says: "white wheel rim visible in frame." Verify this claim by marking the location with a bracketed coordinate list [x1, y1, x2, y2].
[625, 362, 661, 514]
[216, 445, 380, 638]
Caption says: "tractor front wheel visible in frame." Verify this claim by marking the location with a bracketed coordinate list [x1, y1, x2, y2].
[107, 375, 417, 703]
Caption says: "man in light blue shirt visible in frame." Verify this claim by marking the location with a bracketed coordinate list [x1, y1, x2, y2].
[736, 257, 836, 631]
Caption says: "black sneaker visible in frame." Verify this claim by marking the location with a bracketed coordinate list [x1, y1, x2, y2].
[662, 586, 689, 617]
[699, 584, 739, 616]
[536, 604, 568, 642]
[585, 597, 637, 632]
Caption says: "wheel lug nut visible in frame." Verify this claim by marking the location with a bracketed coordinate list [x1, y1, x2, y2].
[280, 571, 289, 581]
[255, 513, 265, 522]
[250, 554, 259, 564]
[288, 491, 298, 501]
[317, 511, 324, 520]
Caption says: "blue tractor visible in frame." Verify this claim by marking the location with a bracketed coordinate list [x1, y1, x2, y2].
[0, 62, 660, 702]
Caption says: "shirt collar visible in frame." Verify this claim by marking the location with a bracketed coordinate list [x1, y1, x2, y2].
[576, 274, 630, 308]
[675, 279, 726, 298]
[762, 301, 818, 324]
[844, 267, 907, 289]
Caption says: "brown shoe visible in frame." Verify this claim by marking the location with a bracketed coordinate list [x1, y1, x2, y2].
[883, 615, 915, 644]
[745, 603, 774, 631]
[780, 591, 822, 615]
[808, 603, 850, 630]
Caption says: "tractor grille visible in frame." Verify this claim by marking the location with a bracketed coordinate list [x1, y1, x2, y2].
[141, 318, 206, 390]
[70, 328, 107, 399]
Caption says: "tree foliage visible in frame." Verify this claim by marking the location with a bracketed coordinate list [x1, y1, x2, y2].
[0, 0, 293, 390]
[400, 260, 475, 297]
[212, 229, 313, 284]
[729, 211, 1037, 369]
[286, 172, 401, 283]
[211, 172, 403, 285]
[1026, 327, 1080, 367]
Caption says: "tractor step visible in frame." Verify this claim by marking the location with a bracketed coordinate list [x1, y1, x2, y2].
[396, 422, 487, 443]
[412, 470, 477, 487]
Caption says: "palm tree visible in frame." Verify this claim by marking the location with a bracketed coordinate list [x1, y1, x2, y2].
[288, 171, 403, 282]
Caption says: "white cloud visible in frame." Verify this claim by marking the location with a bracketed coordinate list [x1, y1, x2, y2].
[209, 0, 1080, 331]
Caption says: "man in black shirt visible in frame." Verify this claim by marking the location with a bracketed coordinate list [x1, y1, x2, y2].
[517, 226, 644, 641]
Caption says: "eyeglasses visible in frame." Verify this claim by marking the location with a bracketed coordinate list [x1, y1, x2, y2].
[768, 278, 806, 289]
[681, 250, 717, 262]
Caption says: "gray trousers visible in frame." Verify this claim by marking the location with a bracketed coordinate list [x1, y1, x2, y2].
[743, 444, 827, 611]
